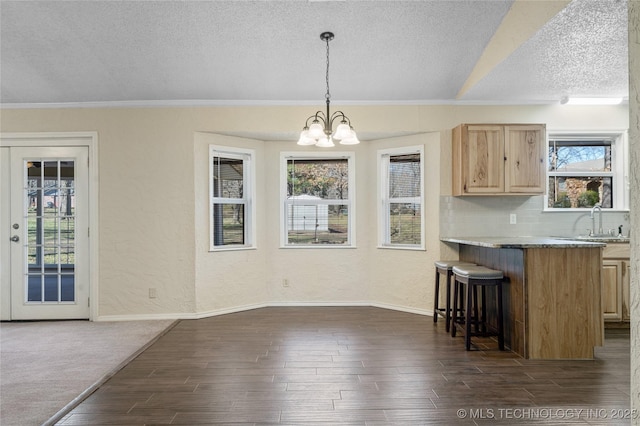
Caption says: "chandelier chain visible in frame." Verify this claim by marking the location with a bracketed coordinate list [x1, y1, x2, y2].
[297, 31, 359, 147]
[325, 36, 330, 102]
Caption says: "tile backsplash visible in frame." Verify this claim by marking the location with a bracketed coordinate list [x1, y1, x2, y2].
[440, 195, 631, 238]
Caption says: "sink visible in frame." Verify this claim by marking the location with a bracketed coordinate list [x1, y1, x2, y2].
[552, 235, 630, 243]
[573, 235, 630, 243]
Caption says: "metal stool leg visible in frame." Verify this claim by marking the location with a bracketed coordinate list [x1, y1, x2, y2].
[433, 268, 440, 323]
[497, 282, 504, 351]
[451, 276, 459, 337]
[472, 284, 479, 333]
[445, 270, 452, 332]
[480, 286, 487, 333]
[465, 280, 473, 351]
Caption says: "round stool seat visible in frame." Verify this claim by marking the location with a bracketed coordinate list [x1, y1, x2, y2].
[434, 260, 475, 270]
[452, 265, 503, 280]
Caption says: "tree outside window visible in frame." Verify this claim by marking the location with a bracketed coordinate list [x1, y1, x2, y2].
[547, 138, 613, 209]
[283, 155, 353, 246]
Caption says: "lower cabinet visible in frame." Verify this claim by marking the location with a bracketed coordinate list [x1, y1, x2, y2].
[603, 243, 630, 324]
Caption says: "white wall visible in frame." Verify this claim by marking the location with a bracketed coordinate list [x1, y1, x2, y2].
[193, 133, 269, 315]
[627, 0, 639, 418]
[367, 133, 442, 314]
[0, 104, 629, 320]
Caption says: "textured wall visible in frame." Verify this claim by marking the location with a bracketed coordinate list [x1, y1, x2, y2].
[629, 0, 640, 420]
[193, 133, 269, 314]
[367, 133, 443, 314]
[0, 104, 629, 320]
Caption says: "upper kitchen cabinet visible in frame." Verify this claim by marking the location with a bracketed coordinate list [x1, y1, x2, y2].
[452, 124, 546, 196]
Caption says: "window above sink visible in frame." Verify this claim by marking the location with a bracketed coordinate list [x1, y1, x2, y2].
[545, 131, 628, 212]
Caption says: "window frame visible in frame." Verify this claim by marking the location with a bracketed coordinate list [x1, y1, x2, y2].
[545, 131, 628, 212]
[377, 145, 425, 250]
[209, 145, 256, 251]
[280, 151, 356, 248]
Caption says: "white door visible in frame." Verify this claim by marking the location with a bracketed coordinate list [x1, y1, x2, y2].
[2, 146, 89, 320]
[1, 147, 10, 319]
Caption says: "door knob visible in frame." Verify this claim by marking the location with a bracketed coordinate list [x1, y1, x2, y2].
[10, 235, 19, 242]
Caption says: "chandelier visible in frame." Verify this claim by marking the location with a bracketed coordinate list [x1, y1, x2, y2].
[297, 32, 360, 147]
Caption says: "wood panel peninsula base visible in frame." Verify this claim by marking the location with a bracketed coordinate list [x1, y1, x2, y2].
[440, 237, 605, 360]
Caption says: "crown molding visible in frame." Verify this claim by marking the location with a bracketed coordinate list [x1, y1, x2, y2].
[0, 98, 574, 110]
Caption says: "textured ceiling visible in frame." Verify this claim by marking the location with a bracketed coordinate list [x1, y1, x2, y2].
[0, 0, 629, 107]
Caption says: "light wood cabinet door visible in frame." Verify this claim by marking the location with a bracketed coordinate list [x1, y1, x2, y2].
[603, 243, 630, 324]
[602, 259, 623, 321]
[504, 125, 546, 193]
[463, 125, 504, 194]
[452, 123, 545, 196]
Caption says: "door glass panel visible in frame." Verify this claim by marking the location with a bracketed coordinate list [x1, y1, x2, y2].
[25, 159, 76, 303]
[44, 220, 59, 246]
[61, 273, 75, 301]
[43, 275, 59, 301]
[27, 275, 42, 302]
[27, 246, 37, 265]
[61, 244, 74, 265]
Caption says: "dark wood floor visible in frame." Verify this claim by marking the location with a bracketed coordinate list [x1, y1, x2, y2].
[56, 307, 630, 425]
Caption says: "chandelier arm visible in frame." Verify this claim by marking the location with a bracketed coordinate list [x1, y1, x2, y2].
[315, 110, 328, 126]
[329, 111, 349, 127]
[303, 112, 327, 128]
[303, 115, 315, 128]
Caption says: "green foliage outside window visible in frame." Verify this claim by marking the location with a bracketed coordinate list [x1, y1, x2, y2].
[577, 190, 600, 208]
[552, 192, 572, 208]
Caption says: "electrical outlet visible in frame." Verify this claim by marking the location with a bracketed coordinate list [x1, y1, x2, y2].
[282, 279, 289, 288]
[510, 213, 517, 225]
[149, 288, 157, 299]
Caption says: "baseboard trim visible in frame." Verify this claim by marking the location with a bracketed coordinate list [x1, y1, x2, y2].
[193, 302, 270, 319]
[371, 302, 432, 317]
[267, 301, 372, 308]
[96, 312, 196, 321]
[96, 302, 432, 322]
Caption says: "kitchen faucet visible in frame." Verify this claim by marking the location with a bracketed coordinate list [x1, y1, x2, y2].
[590, 203, 603, 236]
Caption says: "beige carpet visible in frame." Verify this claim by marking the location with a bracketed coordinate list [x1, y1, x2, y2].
[0, 319, 175, 426]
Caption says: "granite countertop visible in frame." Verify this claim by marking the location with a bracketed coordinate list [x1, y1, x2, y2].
[440, 236, 607, 249]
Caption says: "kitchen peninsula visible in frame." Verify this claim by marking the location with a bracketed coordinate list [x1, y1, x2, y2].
[440, 237, 605, 360]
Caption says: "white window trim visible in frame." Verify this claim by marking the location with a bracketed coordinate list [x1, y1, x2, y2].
[377, 145, 425, 250]
[280, 151, 356, 248]
[209, 145, 256, 251]
[544, 130, 629, 212]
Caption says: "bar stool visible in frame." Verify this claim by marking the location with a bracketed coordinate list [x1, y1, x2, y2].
[451, 265, 505, 351]
[433, 260, 476, 332]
